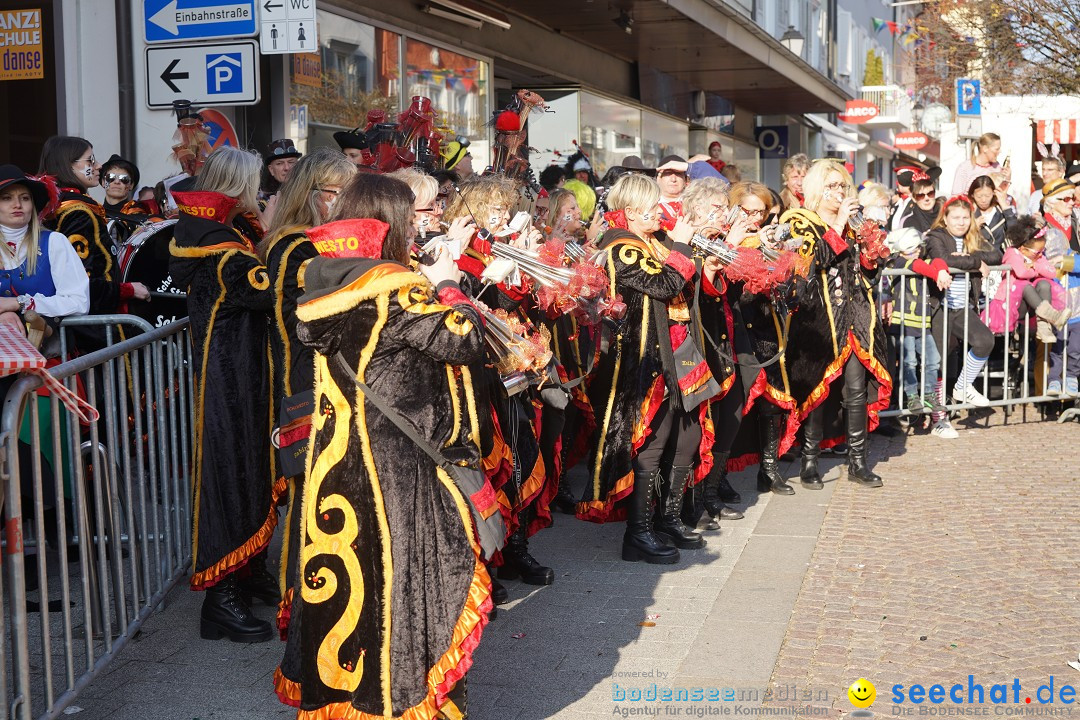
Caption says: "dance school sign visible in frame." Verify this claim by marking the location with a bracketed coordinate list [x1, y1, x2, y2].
[0, 8, 44, 81]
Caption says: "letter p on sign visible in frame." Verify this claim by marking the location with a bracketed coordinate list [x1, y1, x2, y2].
[206, 53, 243, 95]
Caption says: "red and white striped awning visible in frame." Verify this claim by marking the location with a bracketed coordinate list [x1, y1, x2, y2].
[1037, 119, 1080, 144]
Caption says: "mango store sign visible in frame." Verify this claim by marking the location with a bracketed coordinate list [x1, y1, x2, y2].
[0, 8, 44, 81]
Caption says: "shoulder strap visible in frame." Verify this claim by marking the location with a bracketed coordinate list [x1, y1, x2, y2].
[333, 352, 456, 471]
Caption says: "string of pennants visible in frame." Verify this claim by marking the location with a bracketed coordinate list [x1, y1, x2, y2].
[870, 18, 930, 47]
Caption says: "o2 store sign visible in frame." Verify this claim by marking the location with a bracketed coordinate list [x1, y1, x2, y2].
[839, 100, 879, 124]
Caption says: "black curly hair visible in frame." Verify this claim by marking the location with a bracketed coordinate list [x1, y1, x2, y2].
[1005, 214, 1044, 249]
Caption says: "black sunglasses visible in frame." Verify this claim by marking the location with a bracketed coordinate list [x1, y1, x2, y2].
[103, 172, 133, 186]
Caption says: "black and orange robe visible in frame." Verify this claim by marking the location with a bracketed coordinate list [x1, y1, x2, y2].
[578, 228, 712, 523]
[274, 256, 491, 720]
[782, 208, 893, 446]
[168, 190, 284, 590]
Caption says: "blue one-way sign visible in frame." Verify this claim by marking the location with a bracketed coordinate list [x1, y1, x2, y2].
[144, 0, 257, 44]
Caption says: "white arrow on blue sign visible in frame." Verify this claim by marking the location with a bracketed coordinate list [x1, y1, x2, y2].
[144, 0, 257, 43]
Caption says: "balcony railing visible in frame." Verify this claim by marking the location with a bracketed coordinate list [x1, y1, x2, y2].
[860, 85, 913, 129]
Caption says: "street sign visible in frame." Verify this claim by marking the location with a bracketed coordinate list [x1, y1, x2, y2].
[259, 0, 317, 54]
[956, 78, 981, 117]
[958, 116, 983, 139]
[145, 40, 260, 108]
[144, 0, 257, 43]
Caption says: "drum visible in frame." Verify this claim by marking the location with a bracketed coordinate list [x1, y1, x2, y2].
[118, 219, 187, 328]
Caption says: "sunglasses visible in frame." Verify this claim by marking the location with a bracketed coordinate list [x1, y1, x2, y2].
[103, 173, 132, 186]
[914, 190, 936, 200]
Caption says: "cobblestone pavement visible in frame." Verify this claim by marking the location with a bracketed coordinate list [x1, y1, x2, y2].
[64, 413, 1080, 719]
[765, 418, 1080, 716]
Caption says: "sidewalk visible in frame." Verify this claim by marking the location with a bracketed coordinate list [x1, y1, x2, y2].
[65, 415, 1079, 719]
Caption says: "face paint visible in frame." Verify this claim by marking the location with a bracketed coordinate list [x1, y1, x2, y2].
[562, 213, 573, 223]
[640, 211, 654, 222]
[83, 165, 94, 180]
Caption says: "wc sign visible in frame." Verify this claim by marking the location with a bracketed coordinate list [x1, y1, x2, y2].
[145, 39, 260, 107]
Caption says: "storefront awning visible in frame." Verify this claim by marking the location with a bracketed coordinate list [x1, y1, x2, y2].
[806, 114, 865, 153]
[483, 0, 850, 114]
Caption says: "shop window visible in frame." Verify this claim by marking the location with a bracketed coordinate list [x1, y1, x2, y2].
[641, 111, 688, 168]
[579, 91, 642, 179]
[405, 38, 490, 170]
[290, 11, 401, 152]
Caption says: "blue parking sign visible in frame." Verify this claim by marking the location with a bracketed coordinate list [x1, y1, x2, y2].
[206, 53, 243, 95]
[956, 79, 981, 116]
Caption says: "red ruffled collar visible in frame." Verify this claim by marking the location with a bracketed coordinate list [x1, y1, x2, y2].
[172, 191, 238, 224]
[307, 218, 390, 258]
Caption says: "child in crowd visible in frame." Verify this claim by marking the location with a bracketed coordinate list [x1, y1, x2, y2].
[882, 228, 956, 438]
[984, 215, 1070, 344]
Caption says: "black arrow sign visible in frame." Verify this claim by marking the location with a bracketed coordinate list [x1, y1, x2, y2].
[160, 58, 188, 93]
[263, 0, 282, 11]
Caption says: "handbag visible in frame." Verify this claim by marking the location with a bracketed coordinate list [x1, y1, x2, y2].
[274, 390, 314, 479]
[672, 335, 722, 412]
[333, 353, 506, 560]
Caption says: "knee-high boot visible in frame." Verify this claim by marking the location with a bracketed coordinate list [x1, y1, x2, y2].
[622, 469, 680, 564]
[699, 452, 744, 530]
[844, 362, 883, 488]
[756, 413, 794, 495]
[800, 408, 824, 490]
[654, 465, 706, 549]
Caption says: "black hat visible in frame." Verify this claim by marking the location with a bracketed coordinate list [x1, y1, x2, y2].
[100, 153, 140, 188]
[896, 165, 942, 186]
[1065, 162, 1080, 183]
[619, 155, 656, 176]
[264, 138, 302, 164]
[0, 164, 52, 213]
[333, 127, 368, 151]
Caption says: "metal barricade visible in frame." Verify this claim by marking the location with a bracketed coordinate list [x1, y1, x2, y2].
[877, 264, 1077, 421]
[0, 317, 194, 720]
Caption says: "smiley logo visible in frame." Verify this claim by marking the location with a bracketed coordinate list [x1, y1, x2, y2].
[848, 678, 876, 709]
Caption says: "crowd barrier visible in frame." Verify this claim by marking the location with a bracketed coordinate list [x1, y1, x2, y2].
[877, 264, 1078, 422]
[0, 316, 194, 720]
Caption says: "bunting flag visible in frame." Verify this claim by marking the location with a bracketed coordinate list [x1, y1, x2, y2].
[886, 21, 900, 34]
[901, 31, 919, 46]
[872, 17, 887, 33]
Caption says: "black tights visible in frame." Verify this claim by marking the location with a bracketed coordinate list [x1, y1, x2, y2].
[633, 399, 702, 472]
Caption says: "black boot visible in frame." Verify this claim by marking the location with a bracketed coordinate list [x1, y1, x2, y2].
[237, 551, 281, 606]
[756, 414, 794, 495]
[843, 359, 883, 488]
[800, 408, 824, 490]
[499, 510, 554, 585]
[549, 448, 577, 515]
[201, 574, 273, 643]
[622, 469, 680, 564]
[701, 453, 743, 530]
[654, 465, 706, 549]
[490, 578, 509, 605]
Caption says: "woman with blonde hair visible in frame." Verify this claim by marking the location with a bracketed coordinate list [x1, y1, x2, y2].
[784, 159, 893, 489]
[951, 132, 1005, 195]
[169, 146, 280, 642]
[581, 173, 713, 563]
[388, 166, 442, 239]
[259, 146, 355, 633]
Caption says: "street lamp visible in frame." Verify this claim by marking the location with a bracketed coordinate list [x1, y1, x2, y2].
[780, 25, 805, 57]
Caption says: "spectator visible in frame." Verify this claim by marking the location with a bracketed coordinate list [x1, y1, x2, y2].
[0, 165, 90, 348]
[706, 141, 726, 174]
[563, 150, 597, 187]
[901, 173, 942, 234]
[1028, 156, 1065, 215]
[969, 175, 1015, 253]
[986, 214, 1069, 344]
[889, 166, 917, 231]
[779, 153, 810, 211]
[951, 132, 1005, 195]
[655, 155, 688, 226]
[38, 136, 149, 324]
[1040, 179, 1080, 396]
[169, 146, 279, 644]
[137, 186, 155, 203]
[923, 195, 1002, 408]
[881, 227, 951, 437]
[857, 182, 890, 226]
[720, 164, 742, 184]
